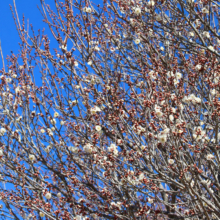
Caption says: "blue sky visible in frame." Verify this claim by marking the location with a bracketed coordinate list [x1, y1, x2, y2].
[0, 0, 52, 65]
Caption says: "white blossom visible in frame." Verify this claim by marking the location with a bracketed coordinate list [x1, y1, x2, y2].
[74, 61, 78, 67]
[45, 192, 52, 199]
[203, 31, 210, 38]
[45, 145, 52, 153]
[60, 121, 65, 126]
[168, 159, 174, 164]
[169, 115, 174, 121]
[0, 128, 6, 136]
[201, 7, 209, 14]
[134, 7, 141, 15]
[108, 143, 118, 156]
[69, 147, 78, 153]
[148, 198, 154, 204]
[189, 32, 194, 37]
[167, 71, 174, 78]
[57, 192, 62, 198]
[208, 45, 214, 51]
[91, 106, 101, 114]
[211, 89, 216, 96]
[134, 38, 141, 44]
[39, 212, 45, 217]
[29, 154, 35, 161]
[83, 7, 91, 13]
[195, 64, 202, 71]
[95, 125, 102, 132]
[158, 134, 167, 144]
[139, 173, 145, 181]
[148, 70, 157, 79]
[87, 60, 92, 65]
[155, 105, 163, 117]
[207, 154, 214, 160]
[148, 1, 155, 6]
[176, 72, 182, 79]
[54, 112, 59, 118]
[83, 143, 93, 153]
[50, 118, 56, 125]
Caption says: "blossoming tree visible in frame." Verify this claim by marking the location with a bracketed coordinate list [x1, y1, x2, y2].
[0, 0, 220, 219]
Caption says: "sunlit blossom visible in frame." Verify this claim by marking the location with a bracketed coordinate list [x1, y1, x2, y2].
[39, 212, 45, 217]
[108, 143, 118, 156]
[158, 134, 167, 144]
[0, 128, 6, 136]
[168, 159, 174, 164]
[54, 112, 59, 118]
[134, 7, 141, 15]
[95, 125, 102, 132]
[201, 7, 209, 14]
[45, 192, 52, 199]
[83, 143, 93, 153]
[29, 154, 35, 161]
[134, 38, 141, 44]
[207, 154, 214, 160]
[195, 64, 202, 71]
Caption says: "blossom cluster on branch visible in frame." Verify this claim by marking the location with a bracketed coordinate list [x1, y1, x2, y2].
[0, 0, 219, 219]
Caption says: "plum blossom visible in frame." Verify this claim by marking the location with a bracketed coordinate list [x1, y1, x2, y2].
[91, 106, 101, 114]
[155, 105, 163, 117]
[0, 128, 6, 136]
[29, 154, 35, 161]
[54, 112, 59, 118]
[202, 7, 209, 14]
[132, 125, 145, 135]
[95, 125, 102, 132]
[208, 45, 214, 51]
[167, 71, 174, 78]
[39, 212, 45, 217]
[148, 70, 157, 79]
[148, 1, 155, 6]
[175, 72, 182, 79]
[134, 7, 141, 15]
[83, 7, 92, 13]
[139, 173, 145, 181]
[158, 134, 167, 144]
[45, 145, 52, 153]
[203, 31, 210, 38]
[83, 143, 93, 153]
[148, 198, 154, 204]
[108, 144, 118, 156]
[211, 89, 216, 96]
[50, 118, 56, 125]
[57, 192, 62, 198]
[69, 147, 78, 153]
[134, 38, 141, 44]
[207, 154, 214, 160]
[60, 120, 65, 125]
[195, 64, 202, 71]
[73, 61, 78, 66]
[189, 32, 194, 37]
[193, 126, 206, 141]
[87, 60, 92, 65]
[45, 192, 52, 199]
[168, 159, 174, 164]
[169, 115, 174, 121]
